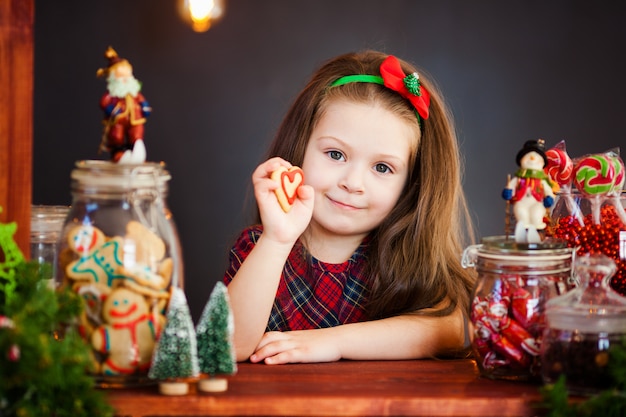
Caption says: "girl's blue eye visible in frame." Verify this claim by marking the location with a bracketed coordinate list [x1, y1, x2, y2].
[328, 150, 344, 161]
[375, 163, 392, 174]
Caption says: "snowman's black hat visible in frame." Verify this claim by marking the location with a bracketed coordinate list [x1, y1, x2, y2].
[516, 139, 547, 166]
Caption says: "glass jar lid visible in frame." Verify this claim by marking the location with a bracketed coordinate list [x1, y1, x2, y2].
[71, 160, 171, 191]
[462, 236, 574, 275]
[545, 253, 626, 333]
[478, 235, 571, 256]
[31, 205, 70, 248]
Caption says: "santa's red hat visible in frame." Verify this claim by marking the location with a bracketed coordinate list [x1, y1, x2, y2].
[96, 46, 131, 78]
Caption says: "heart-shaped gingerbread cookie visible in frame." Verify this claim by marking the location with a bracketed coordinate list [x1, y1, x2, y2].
[271, 166, 305, 212]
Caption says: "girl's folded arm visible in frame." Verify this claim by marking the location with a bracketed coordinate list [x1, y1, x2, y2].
[250, 303, 466, 364]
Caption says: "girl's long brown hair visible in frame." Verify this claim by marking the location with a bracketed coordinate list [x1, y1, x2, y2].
[263, 50, 476, 320]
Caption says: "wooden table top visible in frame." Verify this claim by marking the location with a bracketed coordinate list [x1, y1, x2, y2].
[106, 359, 550, 417]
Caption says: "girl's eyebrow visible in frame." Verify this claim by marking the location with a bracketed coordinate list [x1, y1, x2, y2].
[314, 135, 352, 151]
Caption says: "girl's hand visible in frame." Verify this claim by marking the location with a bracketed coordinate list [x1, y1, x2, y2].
[252, 157, 314, 244]
[249, 330, 341, 365]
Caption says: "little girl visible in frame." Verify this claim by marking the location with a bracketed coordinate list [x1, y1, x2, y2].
[224, 50, 476, 364]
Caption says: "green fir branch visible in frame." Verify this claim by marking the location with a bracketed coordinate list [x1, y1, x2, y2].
[0, 260, 113, 417]
[539, 338, 626, 417]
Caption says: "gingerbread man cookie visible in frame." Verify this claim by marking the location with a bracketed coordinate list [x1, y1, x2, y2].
[91, 287, 165, 375]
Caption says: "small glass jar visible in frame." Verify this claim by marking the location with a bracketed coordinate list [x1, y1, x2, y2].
[31, 205, 70, 283]
[548, 190, 626, 296]
[541, 253, 626, 395]
[462, 236, 575, 381]
[56, 160, 182, 387]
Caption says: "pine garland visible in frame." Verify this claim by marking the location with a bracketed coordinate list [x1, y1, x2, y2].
[0, 222, 113, 416]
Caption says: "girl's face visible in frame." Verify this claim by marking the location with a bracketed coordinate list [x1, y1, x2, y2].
[302, 98, 417, 242]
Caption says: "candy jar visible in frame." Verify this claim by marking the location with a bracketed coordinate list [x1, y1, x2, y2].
[549, 190, 626, 296]
[541, 253, 626, 395]
[547, 149, 626, 296]
[462, 236, 575, 381]
[56, 160, 182, 387]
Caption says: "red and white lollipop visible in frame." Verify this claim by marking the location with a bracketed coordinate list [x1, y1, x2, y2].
[573, 153, 616, 224]
[545, 145, 573, 186]
[545, 141, 583, 225]
[607, 151, 626, 225]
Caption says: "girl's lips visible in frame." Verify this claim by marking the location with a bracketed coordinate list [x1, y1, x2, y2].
[327, 195, 360, 210]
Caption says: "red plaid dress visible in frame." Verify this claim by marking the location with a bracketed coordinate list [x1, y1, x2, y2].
[223, 225, 369, 331]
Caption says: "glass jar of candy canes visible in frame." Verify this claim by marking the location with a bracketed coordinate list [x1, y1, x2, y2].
[546, 149, 626, 297]
[462, 236, 575, 381]
[56, 160, 183, 388]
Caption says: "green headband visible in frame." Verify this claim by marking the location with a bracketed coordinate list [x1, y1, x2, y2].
[330, 74, 384, 88]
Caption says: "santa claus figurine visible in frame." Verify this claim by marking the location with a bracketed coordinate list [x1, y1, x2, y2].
[97, 47, 151, 163]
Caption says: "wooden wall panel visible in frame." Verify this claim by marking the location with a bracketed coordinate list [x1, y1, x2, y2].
[0, 0, 34, 256]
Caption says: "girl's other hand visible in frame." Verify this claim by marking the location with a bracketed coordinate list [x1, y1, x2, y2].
[252, 157, 314, 244]
[249, 330, 341, 365]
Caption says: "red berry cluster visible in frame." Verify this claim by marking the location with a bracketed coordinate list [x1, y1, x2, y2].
[548, 205, 626, 296]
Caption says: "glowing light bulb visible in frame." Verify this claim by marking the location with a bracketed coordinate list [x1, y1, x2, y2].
[178, 0, 225, 33]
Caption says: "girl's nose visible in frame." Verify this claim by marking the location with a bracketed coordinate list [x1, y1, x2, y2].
[339, 167, 365, 193]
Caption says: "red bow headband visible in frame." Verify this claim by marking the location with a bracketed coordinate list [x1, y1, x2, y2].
[330, 55, 431, 121]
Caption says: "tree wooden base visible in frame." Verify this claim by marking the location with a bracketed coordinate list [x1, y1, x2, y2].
[158, 381, 190, 396]
[198, 377, 228, 392]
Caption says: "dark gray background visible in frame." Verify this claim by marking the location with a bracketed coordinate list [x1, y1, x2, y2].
[33, 0, 626, 321]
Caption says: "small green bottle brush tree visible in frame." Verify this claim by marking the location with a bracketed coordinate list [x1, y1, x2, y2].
[196, 281, 237, 392]
[148, 287, 199, 395]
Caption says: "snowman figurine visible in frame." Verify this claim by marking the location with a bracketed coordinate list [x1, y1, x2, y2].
[502, 139, 555, 243]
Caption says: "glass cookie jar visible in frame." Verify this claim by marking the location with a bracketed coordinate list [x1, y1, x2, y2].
[462, 236, 575, 381]
[541, 253, 626, 395]
[56, 160, 183, 387]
